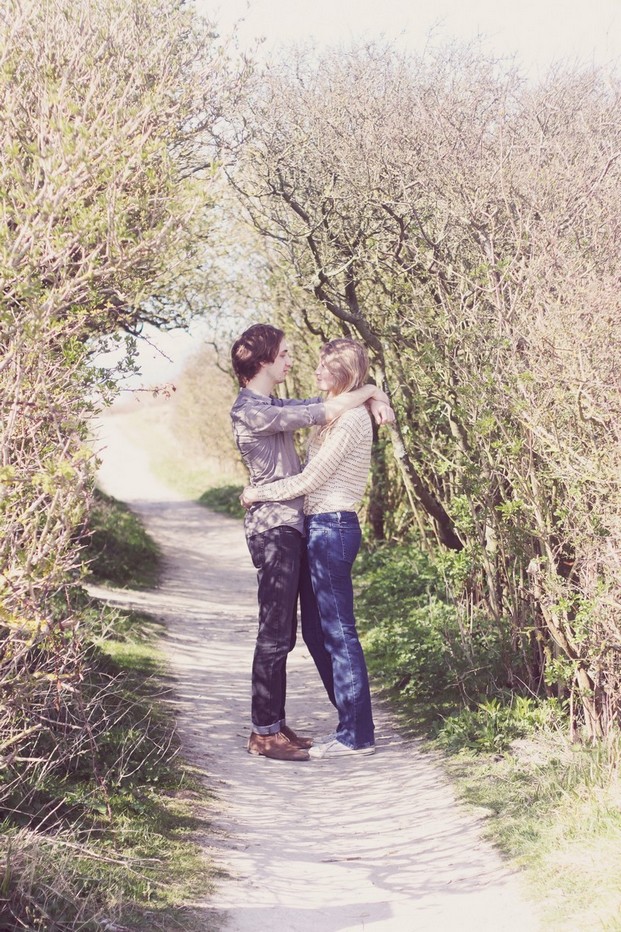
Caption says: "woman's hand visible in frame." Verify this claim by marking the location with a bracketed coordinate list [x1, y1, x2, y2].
[368, 398, 396, 425]
[240, 485, 259, 509]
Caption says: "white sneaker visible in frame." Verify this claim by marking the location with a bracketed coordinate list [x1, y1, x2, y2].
[309, 738, 376, 759]
[312, 732, 337, 746]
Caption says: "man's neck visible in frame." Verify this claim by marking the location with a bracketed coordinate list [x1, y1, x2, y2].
[246, 371, 276, 397]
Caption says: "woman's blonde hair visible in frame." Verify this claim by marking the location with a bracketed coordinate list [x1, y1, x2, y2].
[320, 338, 369, 395]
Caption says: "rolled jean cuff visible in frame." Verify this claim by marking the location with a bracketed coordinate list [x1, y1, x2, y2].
[252, 720, 283, 736]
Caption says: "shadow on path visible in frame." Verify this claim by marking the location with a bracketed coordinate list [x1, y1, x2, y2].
[92, 414, 541, 932]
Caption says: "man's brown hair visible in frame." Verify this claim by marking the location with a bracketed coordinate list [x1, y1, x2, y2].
[231, 323, 285, 387]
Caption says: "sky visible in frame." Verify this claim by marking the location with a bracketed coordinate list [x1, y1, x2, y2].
[120, 0, 620, 390]
[200, 0, 621, 77]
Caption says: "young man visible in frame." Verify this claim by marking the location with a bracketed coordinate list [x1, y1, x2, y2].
[230, 323, 393, 761]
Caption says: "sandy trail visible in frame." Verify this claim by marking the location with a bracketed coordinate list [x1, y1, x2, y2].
[91, 412, 541, 931]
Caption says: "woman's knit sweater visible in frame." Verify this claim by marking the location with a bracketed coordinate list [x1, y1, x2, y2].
[250, 406, 372, 514]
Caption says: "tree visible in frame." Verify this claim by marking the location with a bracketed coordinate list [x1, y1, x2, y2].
[0, 0, 247, 812]
[227, 42, 621, 736]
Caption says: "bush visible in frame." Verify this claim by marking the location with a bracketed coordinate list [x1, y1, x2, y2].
[0, 623, 214, 931]
[198, 484, 245, 519]
[84, 488, 161, 589]
[434, 696, 565, 753]
[356, 543, 518, 706]
[0, 0, 243, 905]
[233, 41, 621, 738]
[0, 481, 211, 931]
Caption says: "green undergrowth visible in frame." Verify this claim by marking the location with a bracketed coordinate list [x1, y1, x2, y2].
[198, 484, 245, 519]
[85, 487, 160, 589]
[354, 542, 518, 712]
[0, 493, 219, 931]
[354, 540, 621, 930]
[440, 734, 621, 930]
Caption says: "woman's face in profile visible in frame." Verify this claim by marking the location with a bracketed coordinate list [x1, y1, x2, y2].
[314, 356, 337, 394]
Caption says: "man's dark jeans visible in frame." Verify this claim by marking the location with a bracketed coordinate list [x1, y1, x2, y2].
[247, 525, 302, 734]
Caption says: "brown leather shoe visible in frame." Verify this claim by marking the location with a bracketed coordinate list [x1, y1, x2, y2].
[281, 724, 313, 749]
[247, 731, 310, 761]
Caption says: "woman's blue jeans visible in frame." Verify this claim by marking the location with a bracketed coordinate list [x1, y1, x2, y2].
[304, 512, 375, 750]
[299, 544, 336, 709]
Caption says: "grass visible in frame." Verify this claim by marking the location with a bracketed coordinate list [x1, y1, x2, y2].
[439, 734, 621, 930]
[354, 539, 621, 930]
[363, 670, 621, 929]
[85, 622, 219, 931]
[198, 484, 245, 520]
[1, 612, 220, 931]
[0, 491, 221, 931]
[85, 487, 160, 588]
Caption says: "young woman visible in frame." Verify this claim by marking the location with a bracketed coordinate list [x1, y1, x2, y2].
[241, 338, 379, 759]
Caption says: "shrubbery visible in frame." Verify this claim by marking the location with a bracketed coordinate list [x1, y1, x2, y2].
[198, 485, 245, 520]
[229, 43, 621, 737]
[434, 696, 564, 753]
[356, 544, 518, 707]
[0, 1, 245, 924]
[0, 491, 214, 930]
[0, 0, 243, 832]
[85, 488, 161, 589]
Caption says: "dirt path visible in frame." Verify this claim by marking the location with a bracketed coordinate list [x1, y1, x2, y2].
[92, 412, 541, 932]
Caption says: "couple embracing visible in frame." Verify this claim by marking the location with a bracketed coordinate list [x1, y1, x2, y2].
[230, 324, 394, 762]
